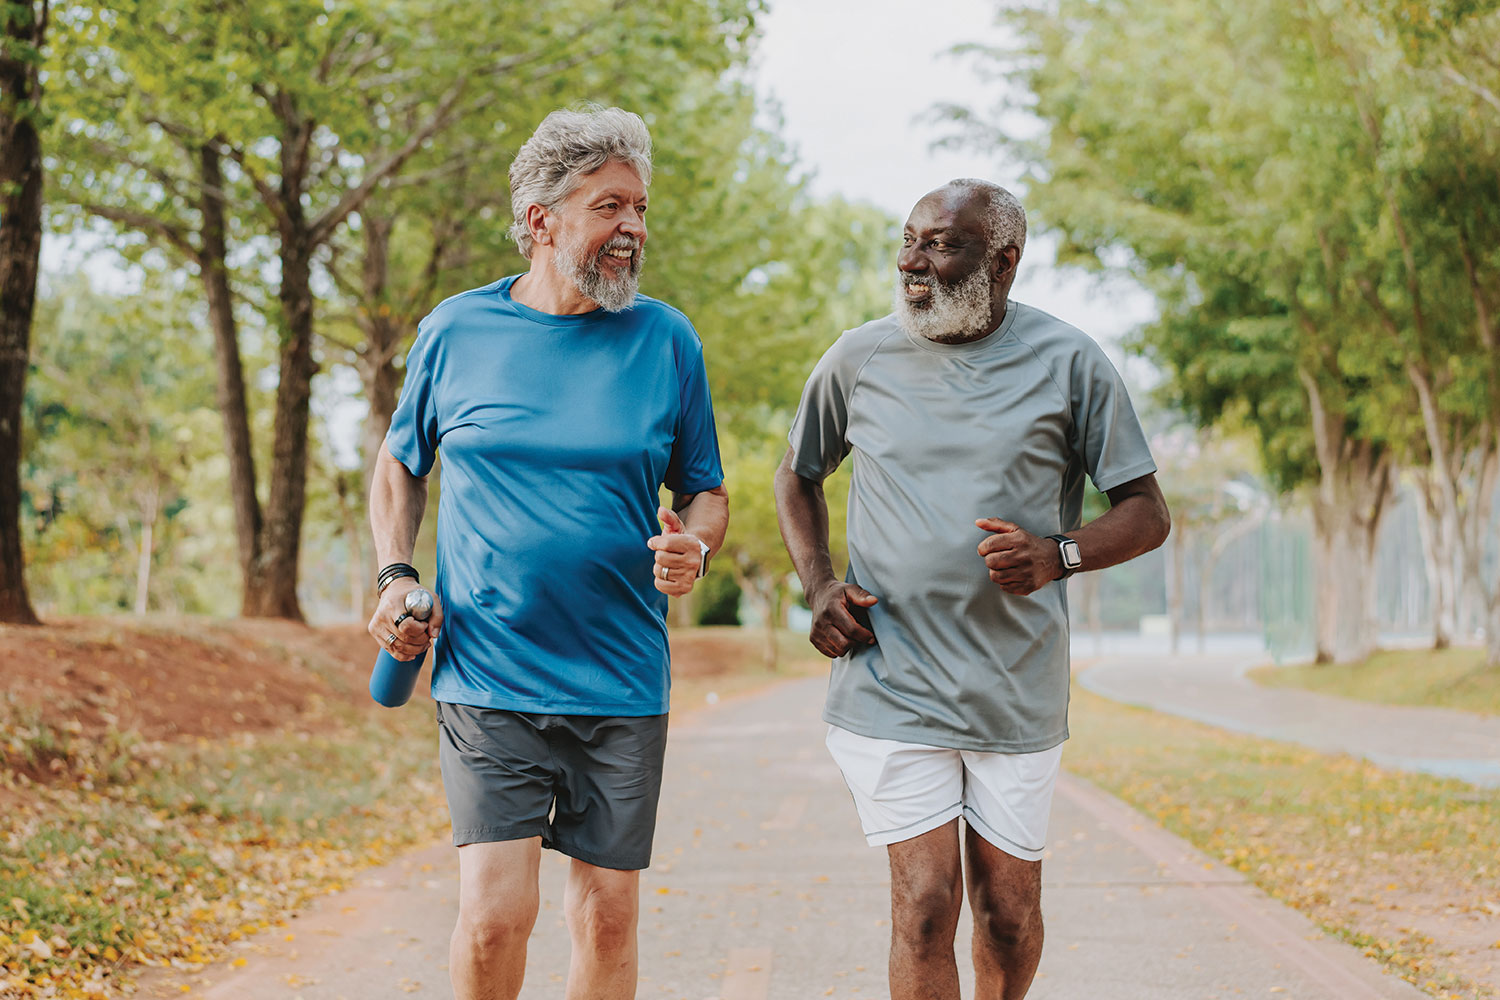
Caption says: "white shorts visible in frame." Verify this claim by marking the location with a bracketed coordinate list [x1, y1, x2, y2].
[825, 724, 1063, 861]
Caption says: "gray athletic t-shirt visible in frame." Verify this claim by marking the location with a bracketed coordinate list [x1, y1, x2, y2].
[788, 303, 1157, 752]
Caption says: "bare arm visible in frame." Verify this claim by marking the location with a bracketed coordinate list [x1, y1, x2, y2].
[773, 448, 876, 658]
[368, 441, 443, 658]
[647, 483, 730, 597]
[977, 473, 1172, 595]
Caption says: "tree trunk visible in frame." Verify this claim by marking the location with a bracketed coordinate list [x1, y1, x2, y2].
[1411, 471, 1455, 649]
[132, 483, 159, 615]
[244, 234, 316, 619]
[356, 213, 405, 497]
[335, 471, 366, 621]
[1310, 476, 1389, 664]
[1166, 527, 1185, 655]
[763, 578, 784, 672]
[0, 1, 46, 625]
[198, 144, 264, 601]
[1300, 369, 1392, 664]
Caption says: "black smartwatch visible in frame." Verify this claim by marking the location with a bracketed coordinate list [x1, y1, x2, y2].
[1047, 534, 1082, 579]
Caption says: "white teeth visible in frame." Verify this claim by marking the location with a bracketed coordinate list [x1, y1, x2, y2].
[606, 248, 633, 258]
[907, 284, 929, 294]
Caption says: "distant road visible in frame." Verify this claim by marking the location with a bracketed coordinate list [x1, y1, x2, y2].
[1080, 653, 1500, 786]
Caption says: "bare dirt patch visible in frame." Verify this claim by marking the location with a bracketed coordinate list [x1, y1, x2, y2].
[1, 616, 374, 753]
[1, 618, 800, 783]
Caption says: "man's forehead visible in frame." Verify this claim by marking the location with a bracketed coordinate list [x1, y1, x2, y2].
[575, 161, 648, 199]
[905, 187, 986, 234]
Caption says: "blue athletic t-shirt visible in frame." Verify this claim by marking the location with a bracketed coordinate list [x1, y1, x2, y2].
[385, 275, 724, 716]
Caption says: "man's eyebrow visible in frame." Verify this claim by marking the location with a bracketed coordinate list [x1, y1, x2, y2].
[588, 189, 648, 203]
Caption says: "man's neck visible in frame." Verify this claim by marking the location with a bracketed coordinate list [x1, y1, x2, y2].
[943, 299, 1011, 345]
[511, 258, 598, 316]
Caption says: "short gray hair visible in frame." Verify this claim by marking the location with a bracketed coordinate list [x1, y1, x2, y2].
[507, 105, 654, 259]
[945, 178, 1027, 261]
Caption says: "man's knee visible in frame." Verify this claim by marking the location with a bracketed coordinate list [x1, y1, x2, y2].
[566, 883, 638, 954]
[455, 899, 539, 955]
[893, 876, 963, 952]
[971, 884, 1041, 950]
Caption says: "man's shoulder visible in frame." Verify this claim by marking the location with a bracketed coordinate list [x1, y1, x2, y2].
[1007, 301, 1107, 360]
[625, 293, 699, 341]
[422, 278, 508, 329]
[822, 313, 905, 365]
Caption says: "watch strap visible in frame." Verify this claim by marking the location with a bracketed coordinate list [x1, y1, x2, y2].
[1046, 534, 1081, 579]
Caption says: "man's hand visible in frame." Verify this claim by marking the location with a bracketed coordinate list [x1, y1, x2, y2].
[806, 581, 878, 659]
[367, 578, 445, 662]
[647, 506, 707, 598]
[976, 517, 1062, 596]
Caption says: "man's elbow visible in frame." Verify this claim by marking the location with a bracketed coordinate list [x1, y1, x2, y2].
[1152, 497, 1172, 552]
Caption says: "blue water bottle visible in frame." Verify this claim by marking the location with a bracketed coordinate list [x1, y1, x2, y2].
[369, 587, 433, 708]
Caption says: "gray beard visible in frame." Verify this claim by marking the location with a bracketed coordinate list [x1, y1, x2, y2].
[555, 233, 643, 313]
[892, 264, 994, 343]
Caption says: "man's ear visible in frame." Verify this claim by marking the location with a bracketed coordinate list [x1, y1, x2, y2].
[526, 203, 552, 248]
[992, 245, 1020, 283]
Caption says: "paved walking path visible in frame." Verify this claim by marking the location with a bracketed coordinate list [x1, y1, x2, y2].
[1080, 653, 1500, 785]
[141, 675, 1424, 999]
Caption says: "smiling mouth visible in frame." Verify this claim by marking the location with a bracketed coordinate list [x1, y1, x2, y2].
[601, 246, 637, 268]
[903, 282, 931, 301]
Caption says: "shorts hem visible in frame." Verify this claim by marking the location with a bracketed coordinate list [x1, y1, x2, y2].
[548, 839, 652, 872]
[962, 806, 1046, 861]
[434, 691, 669, 717]
[866, 802, 964, 847]
[821, 712, 1068, 755]
[452, 822, 548, 848]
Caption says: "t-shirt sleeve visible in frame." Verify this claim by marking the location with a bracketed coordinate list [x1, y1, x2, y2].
[1070, 338, 1157, 493]
[663, 332, 724, 494]
[786, 336, 859, 482]
[385, 317, 441, 478]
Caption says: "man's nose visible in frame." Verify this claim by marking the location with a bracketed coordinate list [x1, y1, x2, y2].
[898, 246, 926, 272]
[619, 211, 647, 242]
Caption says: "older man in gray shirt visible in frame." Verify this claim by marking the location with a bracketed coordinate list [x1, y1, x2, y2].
[775, 178, 1170, 1000]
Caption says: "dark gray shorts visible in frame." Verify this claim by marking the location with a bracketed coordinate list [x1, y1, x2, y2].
[435, 702, 668, 871]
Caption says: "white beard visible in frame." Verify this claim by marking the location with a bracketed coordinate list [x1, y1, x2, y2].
[892, 264, 994, 343]
[554, 231, 643, 313]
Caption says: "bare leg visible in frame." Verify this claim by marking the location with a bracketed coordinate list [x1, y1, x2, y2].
[965, 824, 1044, 1000]
[450, 838, 542, 1000]
[887, 819, 964, 1000]
[563, 858, 641, 1000]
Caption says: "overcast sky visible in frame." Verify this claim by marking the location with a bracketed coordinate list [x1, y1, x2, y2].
[751, 0, 1158, 352]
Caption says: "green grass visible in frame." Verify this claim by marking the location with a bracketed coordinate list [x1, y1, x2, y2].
[1067, 684, 1500, 1000]
[1249, 647, 1500, 715]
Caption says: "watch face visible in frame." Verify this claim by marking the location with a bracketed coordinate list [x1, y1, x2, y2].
[1060, 539, 1082, 569]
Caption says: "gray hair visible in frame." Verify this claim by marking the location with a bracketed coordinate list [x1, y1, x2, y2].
[507, 105, 654, 259]
[944, 178, 1027, 261]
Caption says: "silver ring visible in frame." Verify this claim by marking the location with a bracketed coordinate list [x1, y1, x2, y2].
[658, 565, 669, 580]
[386, 632, 398, 645]
[393, 612, 411, 628]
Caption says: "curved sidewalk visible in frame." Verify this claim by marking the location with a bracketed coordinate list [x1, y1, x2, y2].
[1079, 653, 1500, 786]
[141, 674, 1425, 999]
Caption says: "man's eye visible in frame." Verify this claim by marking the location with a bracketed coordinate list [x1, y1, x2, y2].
[901, 235, 914, 246]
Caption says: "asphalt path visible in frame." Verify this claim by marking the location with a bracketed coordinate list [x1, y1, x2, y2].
[140, 674, 1427, 999]
[1080, 653, 1500, 786]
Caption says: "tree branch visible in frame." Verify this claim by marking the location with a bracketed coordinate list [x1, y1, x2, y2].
[309, 78, 468, 246]
[81, 202, 198, 260]
[1440, 63, 1500, 114]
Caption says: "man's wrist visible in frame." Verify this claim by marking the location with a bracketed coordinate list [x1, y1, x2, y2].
[377, 562, 420, 594]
